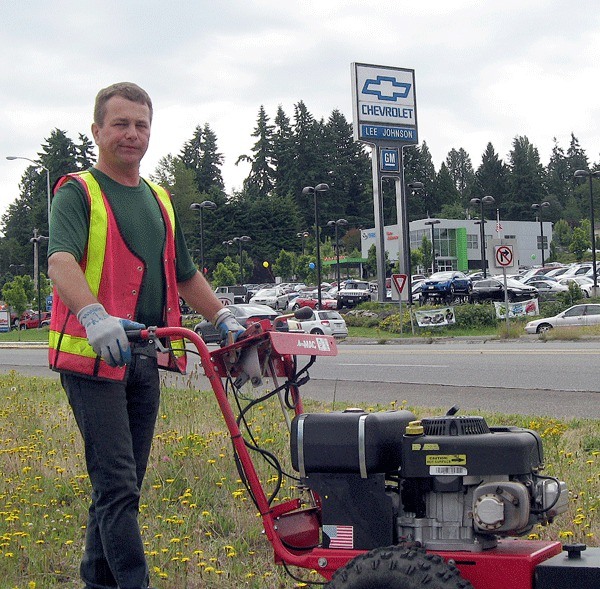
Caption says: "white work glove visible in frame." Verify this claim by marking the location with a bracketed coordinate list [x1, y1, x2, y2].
[213, 308, 245, 346]
[77, 303, 144, 367]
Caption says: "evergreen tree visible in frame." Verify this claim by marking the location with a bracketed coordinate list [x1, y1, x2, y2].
[433, 163, 461, 214]
[74, 133, 96, 169]
[545, 138, 570, 221]
[321, 109, 372, 229]
[272, 105, 295, 198]
[473, 143, 508, 214]
[404, 141, 436, 220]
[505, 136, 547, 220]
[446, 147, 475, 204]
[291, 101, 323, 227]
[180, 124, 225, 195]
[236, 105, 276, 199]
[197, 124, 224, 192]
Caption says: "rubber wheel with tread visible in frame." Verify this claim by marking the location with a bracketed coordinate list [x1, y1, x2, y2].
[326, 544, 473, 589]
[310, 328, 324, 335]
[537, 323, 552, 334]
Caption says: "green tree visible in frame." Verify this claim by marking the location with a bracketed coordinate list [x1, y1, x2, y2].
[365, 244, 377, 277]
[272, 105, 295, 198]
[569, 225, 591, 261]
[473, 143, 508, 206]
[420, 234, 433, 274]
[211, 259, 238, 287]
[404, 142, 436, 220]
[273, 249, 295, 281]
[433, 163, 461, 214]
[505, 136, 547, 220]
[237, 105, 276, 199]
[446, 147, 475, 205]
[2, 278, 29, 320]
[546, 138, 570, 221]
[180, 124, 225, 194]
[553, 219, 572, 249]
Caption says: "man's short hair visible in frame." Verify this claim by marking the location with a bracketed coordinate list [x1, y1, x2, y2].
[94, 82, 153, 126]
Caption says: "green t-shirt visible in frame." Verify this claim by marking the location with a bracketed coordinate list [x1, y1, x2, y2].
[48, 168, 197, 326]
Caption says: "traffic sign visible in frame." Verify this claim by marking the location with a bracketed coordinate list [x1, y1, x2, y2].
[391, 273, 408, 300]
[494, 245, 514, 268]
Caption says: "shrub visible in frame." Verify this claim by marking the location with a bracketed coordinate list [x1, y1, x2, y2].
[451, 303, 498, 329]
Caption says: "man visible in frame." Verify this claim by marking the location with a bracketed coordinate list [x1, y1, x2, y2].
[48, 82, 243, 589]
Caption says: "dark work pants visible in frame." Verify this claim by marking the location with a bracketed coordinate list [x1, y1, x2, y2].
[61, 345, 160, 589]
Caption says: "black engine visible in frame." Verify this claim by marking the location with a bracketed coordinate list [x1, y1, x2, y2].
[290, 408, 568, 552]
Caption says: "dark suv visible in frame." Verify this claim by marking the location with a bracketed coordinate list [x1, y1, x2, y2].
[419, 271, 472, 304]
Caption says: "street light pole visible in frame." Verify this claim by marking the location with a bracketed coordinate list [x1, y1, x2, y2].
[424, 218, 441, 274]
[302, 183, 330, 307]
[7, 156, 51, 222]
[222, 240, 233, 257]
[232, 236, 252, 285]
[531, 202, 550, 268]
[470, 196, 495, 278]
[327, 219, 348, 289]
[296, 231, 310, 256]
[574, 170, 600, 291]
[30, 229, 49, 329]
[190, 200, 217, 276]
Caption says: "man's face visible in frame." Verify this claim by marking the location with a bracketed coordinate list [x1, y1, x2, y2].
[92, 96, 151, 170]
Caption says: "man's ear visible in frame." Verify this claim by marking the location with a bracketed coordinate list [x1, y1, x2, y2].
[91, 122, 99, 143]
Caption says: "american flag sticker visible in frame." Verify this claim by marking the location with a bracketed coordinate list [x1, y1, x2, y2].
[323, 524, 354, 549]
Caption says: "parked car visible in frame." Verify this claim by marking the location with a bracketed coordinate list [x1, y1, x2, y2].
[193, 303, 280, 343]
[15, 311, 51, 330]
[561, 263, 599, 279]
[336, 280, 372, 308]
[524, 278, 569, 299]
[524, 303, 600, 334]
[469, 277, 538, 303]
[249, 286, 285, 309]
[275, 291, 299, 311]
[419, 271, 472, 304]
[291, 290, 338, 311]
[287, 309, 348, 338]
[558, 276, 595, 297]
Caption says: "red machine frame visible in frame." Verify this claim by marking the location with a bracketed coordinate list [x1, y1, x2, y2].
[141, 324, 564, 588]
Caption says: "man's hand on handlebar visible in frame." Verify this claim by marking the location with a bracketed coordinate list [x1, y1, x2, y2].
[78, 303, 145, 366]
[213, 308, 245, 346]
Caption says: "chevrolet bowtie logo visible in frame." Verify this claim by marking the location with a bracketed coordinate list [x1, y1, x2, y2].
[362, 76, 411, 101]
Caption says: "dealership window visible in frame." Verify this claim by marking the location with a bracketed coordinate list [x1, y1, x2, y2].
[467, 234, 478, 249]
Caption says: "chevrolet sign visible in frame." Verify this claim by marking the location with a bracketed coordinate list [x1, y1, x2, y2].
[352, 63, 418, 145]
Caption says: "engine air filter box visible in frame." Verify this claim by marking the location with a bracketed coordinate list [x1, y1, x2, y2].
[290, 409, 416, 476]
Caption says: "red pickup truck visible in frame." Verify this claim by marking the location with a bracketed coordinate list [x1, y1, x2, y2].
[15, 311, 51, 330]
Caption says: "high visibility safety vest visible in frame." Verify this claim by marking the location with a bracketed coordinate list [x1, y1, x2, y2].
[48, 170, 187, 381]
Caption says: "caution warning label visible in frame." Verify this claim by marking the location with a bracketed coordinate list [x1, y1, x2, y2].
[425, 454, 467, 466]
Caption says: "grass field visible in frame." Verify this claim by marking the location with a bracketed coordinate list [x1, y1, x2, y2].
[0, 370, 598, 589]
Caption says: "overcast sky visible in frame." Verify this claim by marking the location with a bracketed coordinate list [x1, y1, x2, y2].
[2, 0, 600, 222]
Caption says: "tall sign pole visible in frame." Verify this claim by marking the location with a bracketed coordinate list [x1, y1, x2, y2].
[352, 63, 418, 302]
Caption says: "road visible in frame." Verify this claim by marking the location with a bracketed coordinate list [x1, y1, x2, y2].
[1, 340, 598, 419]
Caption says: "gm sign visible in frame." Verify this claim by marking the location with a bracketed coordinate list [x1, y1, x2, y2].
[380, 148, 399, 172]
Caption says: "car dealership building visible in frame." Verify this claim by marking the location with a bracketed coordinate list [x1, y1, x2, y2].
[361, 218, 553, 274]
